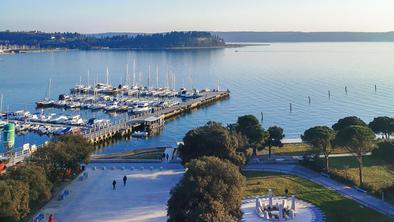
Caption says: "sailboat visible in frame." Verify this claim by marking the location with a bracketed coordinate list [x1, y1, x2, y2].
[36, 79, 55, 108]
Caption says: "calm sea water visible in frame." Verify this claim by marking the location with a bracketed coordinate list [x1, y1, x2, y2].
[1, 43, 394, 154]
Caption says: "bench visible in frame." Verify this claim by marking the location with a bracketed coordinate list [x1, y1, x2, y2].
[33, 213, 45, 222]
[354, 186, 367, 193]
[320, 172, 330, 178]
[58, 189, 70, 200]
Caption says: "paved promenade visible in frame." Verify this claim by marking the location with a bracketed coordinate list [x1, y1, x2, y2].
[244, 163, 394, 218]
[37, 162, 393, 222]
[40, 163, 184, 222]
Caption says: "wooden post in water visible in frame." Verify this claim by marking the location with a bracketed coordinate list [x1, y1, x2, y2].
[328, 90, 331, 99]
[261, 112, 264, 124]
[289, 103, 293, 112]
[345, 86, 348, 94]
[375, 84, 377, 93]
[308, 96, 311, 104]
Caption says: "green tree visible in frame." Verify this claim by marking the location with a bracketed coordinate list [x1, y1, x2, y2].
[0, 180, 30, 222]
[372, 141, 394, 164]
[167, 156, 245, 222]
[368, 116, 394, 140]
[10, 164, 52, 205]
[236, 115, 266, 156]
[266, 126, 285, 158]
[335, 125, 376, 186]
[332, 116, 367, 131]
[32, 135, 94, 182]
[179, 122, 246, 166]
[302, 126, 336, 172]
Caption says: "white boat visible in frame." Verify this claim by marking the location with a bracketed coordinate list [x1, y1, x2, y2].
[133, 102, 150, 114]
[132, 131, 148, 137]
[66, 101, 81, 109]
[0, 120, 7, 128]
[70, 84, 92, 94]
[37, 79, 55, 108]
[178, 88, 194, 99]
[104, 102, 119, 112]
[36, 99, 55, 108]
[87, 103, 105, 110]
[38, 126, 48, 134]
[52, 115, 69, 124]
[54, 100, 67, 108]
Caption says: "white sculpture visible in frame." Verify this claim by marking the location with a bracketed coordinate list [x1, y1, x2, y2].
[282, 199, 287, 208]
[278, 204, 283, 221]
[255, 198, 261, 214]
[289, 209, 295, 219]
[264, 211, 269, 220]
[291, 195, 296, 211]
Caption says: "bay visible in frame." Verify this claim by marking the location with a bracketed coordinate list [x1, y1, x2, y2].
[1, 43, 394, 154]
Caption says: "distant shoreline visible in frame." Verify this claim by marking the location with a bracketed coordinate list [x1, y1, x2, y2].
[0, 45, 245, 55]
[0, 48, 76, 55]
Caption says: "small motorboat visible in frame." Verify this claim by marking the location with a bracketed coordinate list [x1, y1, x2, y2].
[132, 131, 148, 138]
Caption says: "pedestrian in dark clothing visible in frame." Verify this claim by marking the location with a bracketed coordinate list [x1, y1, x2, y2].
[112, 180, 116, 190]
[285, 188, 289, 197]
[166, 153, 169, 161]
[123, 176, 127, 186]
[162, 152, 166, 161]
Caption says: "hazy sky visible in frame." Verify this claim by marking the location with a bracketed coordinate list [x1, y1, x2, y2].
[1, 0, 394, 33]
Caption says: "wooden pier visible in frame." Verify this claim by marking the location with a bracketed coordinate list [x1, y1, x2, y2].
[83, 90, 230, 144]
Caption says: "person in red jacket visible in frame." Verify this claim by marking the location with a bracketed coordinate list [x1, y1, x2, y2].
[48, 214, 54, 222]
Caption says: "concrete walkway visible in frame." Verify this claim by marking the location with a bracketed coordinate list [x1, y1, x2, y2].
[243, 163, 394, 218]
[39, 163, 184, 222]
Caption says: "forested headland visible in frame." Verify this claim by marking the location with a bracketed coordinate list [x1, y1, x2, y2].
[0, 31, 226, 50]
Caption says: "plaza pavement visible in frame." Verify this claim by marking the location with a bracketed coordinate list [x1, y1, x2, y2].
[40, 163, 184, 222]
[37, 162, 394, 222]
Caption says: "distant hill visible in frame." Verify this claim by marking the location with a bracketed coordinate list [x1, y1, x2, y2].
[85, 32, 142, 38]
[212, 31, 394, 42]
[0, 31, 226, 49]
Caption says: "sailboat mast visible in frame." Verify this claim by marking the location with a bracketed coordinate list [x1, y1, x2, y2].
[156, 65, 159, 88]
[166, 69, 169, 89]
[133, 59, 136, 87]
[139, 72, 142, 87]
[0, 94, 3, 113]
[106, 66, 109, 85]
[173, 73, 176, 90]
[148, 64, 151, 88]
[87, 69, 90, 86]
[48, 78, 52, 99]
[126, 63, 129, 87]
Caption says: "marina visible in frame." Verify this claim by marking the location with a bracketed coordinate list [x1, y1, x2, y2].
[0, 77, 230, 154]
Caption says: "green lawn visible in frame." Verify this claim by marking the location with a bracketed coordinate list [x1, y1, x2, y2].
[268, 143, 350, 156]
[94, 148, 165, 160]
[329, 156, 394, 199]
[244, 171, 393, 222]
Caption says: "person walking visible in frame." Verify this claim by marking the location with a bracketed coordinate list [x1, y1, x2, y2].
[48, 214, 54, 222]
[112, 180, 116, 190]
[123, 176, 127, 186]
[166, 153, 169, 162]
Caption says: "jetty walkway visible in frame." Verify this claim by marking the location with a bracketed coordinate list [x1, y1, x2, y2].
[83, 90, 230, 144]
